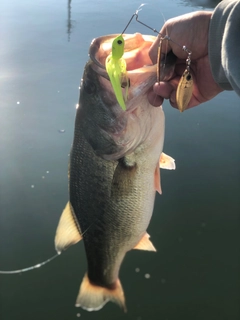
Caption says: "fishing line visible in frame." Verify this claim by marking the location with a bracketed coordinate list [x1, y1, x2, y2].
[0, 252, 61, 274]
[0, 206, 97, 275]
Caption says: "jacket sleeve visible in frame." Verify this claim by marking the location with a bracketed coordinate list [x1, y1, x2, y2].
[209, 0, 240, 97]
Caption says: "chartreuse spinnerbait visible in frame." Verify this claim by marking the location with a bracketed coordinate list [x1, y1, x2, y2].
[120, 4, 194, 112]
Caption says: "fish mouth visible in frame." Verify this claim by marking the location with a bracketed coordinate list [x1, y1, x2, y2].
[81, 33, 172, 160]
[88, 33, 176, 84]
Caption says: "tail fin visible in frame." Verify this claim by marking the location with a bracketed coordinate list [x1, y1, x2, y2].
[75, 273, 126, 312]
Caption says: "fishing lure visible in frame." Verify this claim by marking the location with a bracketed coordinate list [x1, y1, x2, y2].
[105, 35, 128, 111]
[121, 5, 194, 112]
[176, 70, 193, 112]
[176, 46, 193, 112]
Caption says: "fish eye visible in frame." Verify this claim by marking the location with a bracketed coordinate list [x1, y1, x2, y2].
[117, 40, 122, 45]
[186, 74, 192, 81]
[83, 79, 96, 94]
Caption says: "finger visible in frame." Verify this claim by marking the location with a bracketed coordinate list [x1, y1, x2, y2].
[152, 82, 175, 99]
[147, 89, 164, 106]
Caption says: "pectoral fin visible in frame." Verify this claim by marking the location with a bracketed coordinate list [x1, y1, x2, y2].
[133, 233, 156, 252]
[55, 201, 82, 253]
[111, 156, 137, 197]
[159, 152, 176, 170]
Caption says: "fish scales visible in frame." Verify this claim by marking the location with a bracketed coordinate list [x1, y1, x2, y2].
[70, 89, 161, 286]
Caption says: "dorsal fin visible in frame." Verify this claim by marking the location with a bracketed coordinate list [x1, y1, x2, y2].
[55, 201, 82, 254]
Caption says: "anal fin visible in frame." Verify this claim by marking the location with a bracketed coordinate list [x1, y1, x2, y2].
[133, 232, 156, 252]
[75, 273, 126, 312]
[55, 201, 82, 253]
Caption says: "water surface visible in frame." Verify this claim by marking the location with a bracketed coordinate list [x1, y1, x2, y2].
[0, 1, 239, 319]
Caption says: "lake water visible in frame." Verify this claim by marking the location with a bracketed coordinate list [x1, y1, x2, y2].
[0, 0, 239, 319]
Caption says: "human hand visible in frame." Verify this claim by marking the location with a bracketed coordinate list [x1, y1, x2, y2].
[147, 11, 223, 109]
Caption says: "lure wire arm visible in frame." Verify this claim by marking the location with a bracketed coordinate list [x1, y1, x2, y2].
[121, 13, 136, 35]
[122, 5, 192, 64]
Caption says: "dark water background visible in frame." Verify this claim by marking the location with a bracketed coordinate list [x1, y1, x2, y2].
[0, 0, 239, 319]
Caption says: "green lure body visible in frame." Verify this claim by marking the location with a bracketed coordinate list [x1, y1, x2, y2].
[105, 35, 128, 111]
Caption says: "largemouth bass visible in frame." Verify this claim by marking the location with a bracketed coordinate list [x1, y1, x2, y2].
[55, 33, 176, 312]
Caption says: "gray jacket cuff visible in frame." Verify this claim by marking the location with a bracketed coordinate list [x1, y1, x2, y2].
[209, 0, 240, 95]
